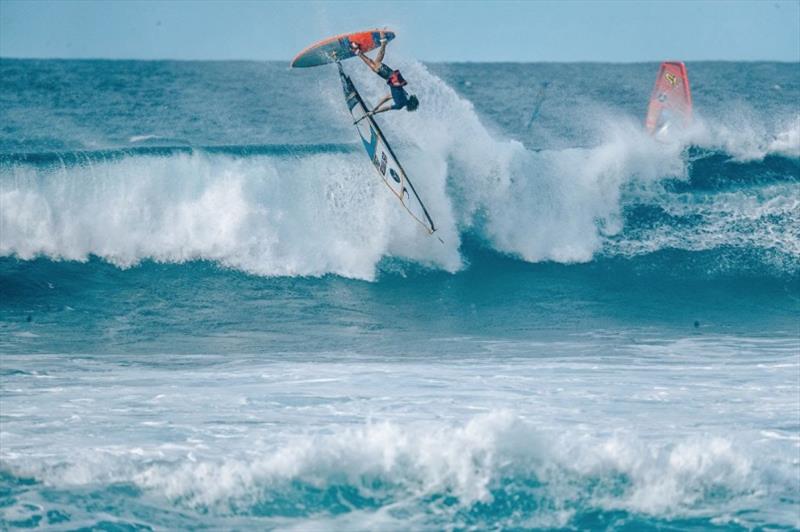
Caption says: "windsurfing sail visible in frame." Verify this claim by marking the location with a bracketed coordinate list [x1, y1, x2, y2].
[337, 62, 437, 235]
[526, 81, 549, 129]
[645, 61, 692, 136]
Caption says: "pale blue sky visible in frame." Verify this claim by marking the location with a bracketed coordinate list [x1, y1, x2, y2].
[1, 0, 799, 62]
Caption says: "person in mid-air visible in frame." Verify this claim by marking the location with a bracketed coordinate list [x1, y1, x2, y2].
[352, 32, 419, 117]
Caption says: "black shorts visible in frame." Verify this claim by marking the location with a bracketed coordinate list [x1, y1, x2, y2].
[390, 86, 409, 109]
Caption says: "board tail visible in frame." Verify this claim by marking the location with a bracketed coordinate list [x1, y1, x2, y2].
[645, 61, 692, 136]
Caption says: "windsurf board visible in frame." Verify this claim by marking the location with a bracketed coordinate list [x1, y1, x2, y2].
[291, 30, 395, 68]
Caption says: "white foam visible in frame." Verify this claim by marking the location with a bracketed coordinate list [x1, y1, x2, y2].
[128, 134, 161, 143]
[0, 151, 461, 280]
[768, 116, 800, 158]
[349, 60, 689, 264]
[608, 183, 800, 259]
[3, 336, 797, 528]
[4, 411, 794, 528]
[688, 110, 800, 162]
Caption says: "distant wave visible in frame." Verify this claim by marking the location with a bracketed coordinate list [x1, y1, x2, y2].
[0, 143, 359, 165]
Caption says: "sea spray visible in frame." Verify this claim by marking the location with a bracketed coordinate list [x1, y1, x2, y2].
[1, 60, 798, 531]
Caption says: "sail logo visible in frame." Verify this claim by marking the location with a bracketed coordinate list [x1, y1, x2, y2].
[664, 72, 679, 87]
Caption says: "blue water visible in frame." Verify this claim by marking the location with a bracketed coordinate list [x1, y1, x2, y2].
[1, 58, 799, 530]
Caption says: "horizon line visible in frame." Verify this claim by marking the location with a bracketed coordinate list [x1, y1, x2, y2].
[3, 56, 799, 64]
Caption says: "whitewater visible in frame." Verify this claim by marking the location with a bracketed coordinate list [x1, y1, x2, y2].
[1, 59, 798, 530]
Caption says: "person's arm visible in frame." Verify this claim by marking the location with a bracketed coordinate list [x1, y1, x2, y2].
[356, 50, 380, 73]
[374, 33, 388, 64]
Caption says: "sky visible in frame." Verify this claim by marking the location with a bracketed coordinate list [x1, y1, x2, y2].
[1, 0, 799, 62]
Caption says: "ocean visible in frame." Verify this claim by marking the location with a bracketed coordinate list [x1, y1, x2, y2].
[0, 58, 798, 530]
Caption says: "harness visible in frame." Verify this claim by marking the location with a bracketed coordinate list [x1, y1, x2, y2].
[387, 70, 407, 88]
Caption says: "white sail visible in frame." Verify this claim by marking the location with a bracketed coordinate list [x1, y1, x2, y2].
[337, 63, 436, 235]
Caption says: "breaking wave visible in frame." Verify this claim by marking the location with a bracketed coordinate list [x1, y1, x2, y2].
[1, 63, 798, 280]
[2, 411, 796, 530]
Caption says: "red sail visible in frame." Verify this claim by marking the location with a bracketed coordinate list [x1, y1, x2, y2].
[645, 62, 692, 135]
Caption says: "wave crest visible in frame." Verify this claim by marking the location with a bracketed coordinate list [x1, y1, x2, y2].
[3, 412, 795, 529]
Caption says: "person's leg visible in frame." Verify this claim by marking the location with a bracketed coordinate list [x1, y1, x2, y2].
[355, 50, 380, 73]
[355, 96, 393, 123]
[371, 102, 394, 116]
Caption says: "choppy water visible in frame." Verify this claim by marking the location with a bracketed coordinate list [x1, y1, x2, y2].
[1, 58, 798, 530]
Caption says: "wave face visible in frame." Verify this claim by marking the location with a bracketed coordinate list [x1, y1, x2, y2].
[1, 59, 798, 530]
[2, 144, 797, 281]
[2, 61, 799, 280]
